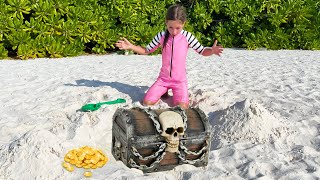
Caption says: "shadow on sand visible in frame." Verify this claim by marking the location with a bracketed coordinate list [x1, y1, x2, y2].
[65, 79, 149, 103]
[208, 110, 225, 151]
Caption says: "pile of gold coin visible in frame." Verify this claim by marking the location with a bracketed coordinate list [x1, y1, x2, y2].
[62, 146, 108, 177]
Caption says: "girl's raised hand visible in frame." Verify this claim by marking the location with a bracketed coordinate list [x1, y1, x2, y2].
[211, 40, 223, 56]
[115, 38, 132, 50]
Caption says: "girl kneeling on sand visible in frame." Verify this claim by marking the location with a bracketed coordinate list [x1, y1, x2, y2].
[115, 4, 223, 109]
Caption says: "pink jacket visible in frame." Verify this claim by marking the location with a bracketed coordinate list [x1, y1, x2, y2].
[146, 30, 205, 82]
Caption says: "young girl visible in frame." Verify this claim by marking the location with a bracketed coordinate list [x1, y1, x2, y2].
[115, 4, 223, 109]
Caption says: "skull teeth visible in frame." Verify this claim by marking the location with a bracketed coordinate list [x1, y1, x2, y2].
[167, 143, 178, 148]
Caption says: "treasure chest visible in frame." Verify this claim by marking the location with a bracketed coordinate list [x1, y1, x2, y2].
[111, 106, 212, 173]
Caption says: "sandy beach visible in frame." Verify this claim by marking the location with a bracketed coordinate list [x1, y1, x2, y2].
[0, 49, 319, 179]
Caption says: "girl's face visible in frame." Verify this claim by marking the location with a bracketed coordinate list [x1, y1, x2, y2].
[166, 20, 185, 36]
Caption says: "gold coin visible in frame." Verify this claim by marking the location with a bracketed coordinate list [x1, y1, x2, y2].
[64, 157, 71, 162]
[85, 154, 92, 159]
[81, 162, 87, 166]
[96, 161, 105, 168]
[84, 160, 91, 164]
[82, 146, 89, 150]
[79, 155, 86, 161]
[76, 152, 84, 158]
[84, 171, 92, 177]
[66, 165, 75, 172]
[66, 155, 74, 160]
[62, 162, 71, 168]
[68, 151, 76, 157]
[83, 165, 90, 169]
[69, 160, 77, 165]
[69, 154, 77, 160]
[95, 153, 102, 159]
[102, 156, 109, 164]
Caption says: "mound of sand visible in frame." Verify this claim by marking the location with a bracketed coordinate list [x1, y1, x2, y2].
[211, 99, 291, 147]
[0, 130, 64, 179]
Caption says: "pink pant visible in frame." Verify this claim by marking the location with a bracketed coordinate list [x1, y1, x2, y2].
[144, 78, 189, 105]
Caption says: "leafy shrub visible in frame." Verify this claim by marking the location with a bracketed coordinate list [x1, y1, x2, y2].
[181, 0, 320, 50]
[0, 43, 8, 59]
[0, 0, 319, 60]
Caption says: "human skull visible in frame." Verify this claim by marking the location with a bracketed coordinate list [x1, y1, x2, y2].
[159, 111, 185, 153]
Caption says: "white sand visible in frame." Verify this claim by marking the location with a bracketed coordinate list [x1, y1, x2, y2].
[0, 49, 319, 179]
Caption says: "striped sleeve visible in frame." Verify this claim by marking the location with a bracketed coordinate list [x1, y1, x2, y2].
[146, 31, 165, 53]
[182, 30, 205, 54]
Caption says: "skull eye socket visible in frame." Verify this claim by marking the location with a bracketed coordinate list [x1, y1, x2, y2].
[165, 127, 184, 134]
[165, 128, 175, 135]
[177, 127, 184, 133]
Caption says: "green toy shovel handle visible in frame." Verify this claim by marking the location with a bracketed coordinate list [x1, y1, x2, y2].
[81, 98, 126, 112]
[97, 98, 126, 105]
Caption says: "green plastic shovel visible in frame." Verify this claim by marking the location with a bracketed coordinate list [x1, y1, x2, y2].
[81, 98, 126, 112]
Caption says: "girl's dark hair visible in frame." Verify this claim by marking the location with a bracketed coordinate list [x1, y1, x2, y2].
[163, 4, 187, 47]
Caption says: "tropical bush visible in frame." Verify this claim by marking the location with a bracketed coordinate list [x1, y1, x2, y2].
[181, 0, 320, 50]
[0, 0, 319, 60]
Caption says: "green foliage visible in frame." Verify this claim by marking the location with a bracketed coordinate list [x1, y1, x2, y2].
[0, 43, 8, 59]
[6, 30, 32, 50]
[44, 36, 64, 58]
[17, 41, 38, 60]
[63, 38, 85, 57]
[6, 0, 31, 20]
[0, 0, 319, 60]
[32, 0, 57, 21]
[180, 0, 319, 50]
